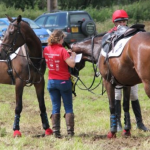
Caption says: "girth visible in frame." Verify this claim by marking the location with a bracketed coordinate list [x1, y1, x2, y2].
[7, 56, 15, 85]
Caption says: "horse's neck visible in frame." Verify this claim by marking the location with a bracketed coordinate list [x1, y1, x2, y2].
[26, 38, 42, 57]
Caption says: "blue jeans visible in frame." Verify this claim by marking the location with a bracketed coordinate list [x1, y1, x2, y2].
[47, 79, 73, 114]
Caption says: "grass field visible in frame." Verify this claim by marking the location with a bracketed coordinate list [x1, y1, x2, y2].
[0, 61, 150, 150]
[0, 13, 150, 149]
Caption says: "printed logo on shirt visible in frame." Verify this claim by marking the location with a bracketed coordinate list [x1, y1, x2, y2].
[56, 64, 59, 71]
[55, 60, 60, 63]
[50, 63, 53, 67]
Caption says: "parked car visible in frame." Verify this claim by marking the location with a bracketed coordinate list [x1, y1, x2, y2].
[34, 10, 97, 44]
[0, 17, 50, 49]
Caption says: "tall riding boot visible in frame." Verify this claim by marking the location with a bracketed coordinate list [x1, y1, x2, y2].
[51, 113, 61, 138]
[65, 113, 74, 137]
[131, 100, 149, 131]
[115, 100, 122, 131]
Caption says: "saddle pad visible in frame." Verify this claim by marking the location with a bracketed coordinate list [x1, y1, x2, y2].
[101, 36, 132, 58]
[0, 47, 20, 62]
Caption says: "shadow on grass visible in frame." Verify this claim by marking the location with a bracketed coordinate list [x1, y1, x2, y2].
[78, 132, 107, 140]
[32, 133, 45, 138]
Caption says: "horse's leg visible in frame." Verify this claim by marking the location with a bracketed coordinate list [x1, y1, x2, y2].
[103, 79, 117, 138]
[13, 80, 24, 137]
[34, 78, 53, 136]
[122, 86, 131, 136]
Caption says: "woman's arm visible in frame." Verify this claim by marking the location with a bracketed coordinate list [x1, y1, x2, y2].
[65, 52, 76, 68]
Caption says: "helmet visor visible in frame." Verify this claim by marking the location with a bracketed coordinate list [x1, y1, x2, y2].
[114, 18, 128, 22]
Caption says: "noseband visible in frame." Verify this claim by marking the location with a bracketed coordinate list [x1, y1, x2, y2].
[1, 20, 25, 56]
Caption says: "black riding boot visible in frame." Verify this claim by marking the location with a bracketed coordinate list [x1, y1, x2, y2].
[115, 100, 122, 131]
[124, 112, 131, 130]
[131, 100, 149, 132]
[51, 114, 61, 138]
[65, 113, 74, 137]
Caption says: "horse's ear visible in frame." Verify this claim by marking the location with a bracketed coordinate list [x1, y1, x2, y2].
[5, 14, 13, 22]
[17, 15, 22, 23]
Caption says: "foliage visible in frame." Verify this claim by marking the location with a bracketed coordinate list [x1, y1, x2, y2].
[0, 0, 149, 22]
[58, 0, 141, 10]
[85, 0, 150, 23]
[0, 0, 36, 11]
[0, 3, 46, 20]
[0, 0, 47, 11]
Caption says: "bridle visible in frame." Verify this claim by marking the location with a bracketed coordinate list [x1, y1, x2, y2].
[1, 20, 25, 57]
[0, 19, 43, 86]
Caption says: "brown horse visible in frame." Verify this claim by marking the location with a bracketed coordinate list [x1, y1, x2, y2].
[71, 31, 149, 138]
[0, 15, 53, 137]
[98, 32, 150, 138]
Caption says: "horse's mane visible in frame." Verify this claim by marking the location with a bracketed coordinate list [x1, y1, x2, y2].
[95, 32, 107, 37]
[82, 32, 107, 42]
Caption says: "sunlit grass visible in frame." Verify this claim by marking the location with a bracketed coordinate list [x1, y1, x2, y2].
[0, 62, 150, 149]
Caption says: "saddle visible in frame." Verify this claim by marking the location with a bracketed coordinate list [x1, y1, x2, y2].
[102, 24, 145, 86]
[102, 24, 145, 55]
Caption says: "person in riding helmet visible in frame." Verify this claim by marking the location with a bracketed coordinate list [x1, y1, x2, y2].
[108, 9, 128, 33]
[110, 9, 149, 132]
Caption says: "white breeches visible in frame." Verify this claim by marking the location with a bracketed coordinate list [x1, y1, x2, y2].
[115, 85, 138, 101]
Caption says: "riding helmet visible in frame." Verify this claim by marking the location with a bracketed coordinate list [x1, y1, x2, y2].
[112, 9, 128, 22]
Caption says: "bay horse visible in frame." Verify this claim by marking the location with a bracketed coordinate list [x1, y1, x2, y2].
[98, 31, 150, 138]
[71, 30, 148, 138]
[0, 15, 53, 137]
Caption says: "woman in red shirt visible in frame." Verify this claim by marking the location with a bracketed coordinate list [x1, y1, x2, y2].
[43, 29, 76, 138]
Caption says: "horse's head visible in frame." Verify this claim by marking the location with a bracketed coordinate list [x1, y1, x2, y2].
[0, 14, 37, 59]
[70, 33, 106, 71]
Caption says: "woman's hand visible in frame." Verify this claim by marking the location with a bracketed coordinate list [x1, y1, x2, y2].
[67, 49, 72, 55]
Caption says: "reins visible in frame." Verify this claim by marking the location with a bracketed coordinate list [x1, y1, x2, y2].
[71, 35, 106, 95]
[1, 19, 44, 86]
[13, 45, 43, 86]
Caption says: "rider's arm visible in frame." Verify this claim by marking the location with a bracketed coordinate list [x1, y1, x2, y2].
[65, 52, 76, 68]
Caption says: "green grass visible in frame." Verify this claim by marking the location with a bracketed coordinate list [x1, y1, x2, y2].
[0, 62, 150, 149]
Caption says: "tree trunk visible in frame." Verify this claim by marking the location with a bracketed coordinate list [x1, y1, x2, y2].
[47, 0, 58, 12]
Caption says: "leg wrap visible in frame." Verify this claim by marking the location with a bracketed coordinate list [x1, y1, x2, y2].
[13, 114, 20, 130]
[110, 114, 117, 132]
[40, 113, 50, 130]
[115, 100, 122, 131]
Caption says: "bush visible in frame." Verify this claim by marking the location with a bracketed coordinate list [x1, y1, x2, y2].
[86, 0, 150, 24]
[0, 0, 149, 22]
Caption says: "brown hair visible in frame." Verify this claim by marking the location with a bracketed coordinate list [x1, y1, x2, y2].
[48, 29, 66, 45]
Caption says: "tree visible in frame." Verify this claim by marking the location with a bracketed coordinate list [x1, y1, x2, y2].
[47, 0, 58, 12]
[0, 0, 36, 11]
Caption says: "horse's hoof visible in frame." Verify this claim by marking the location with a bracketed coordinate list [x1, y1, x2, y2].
[107, 131, 116, 139]
[122, 129, 131, 137]
[45, 128, 53, 136]
[13, 130, 21, 137]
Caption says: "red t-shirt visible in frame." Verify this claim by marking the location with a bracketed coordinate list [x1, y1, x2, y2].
[43, 44, 71, 80]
